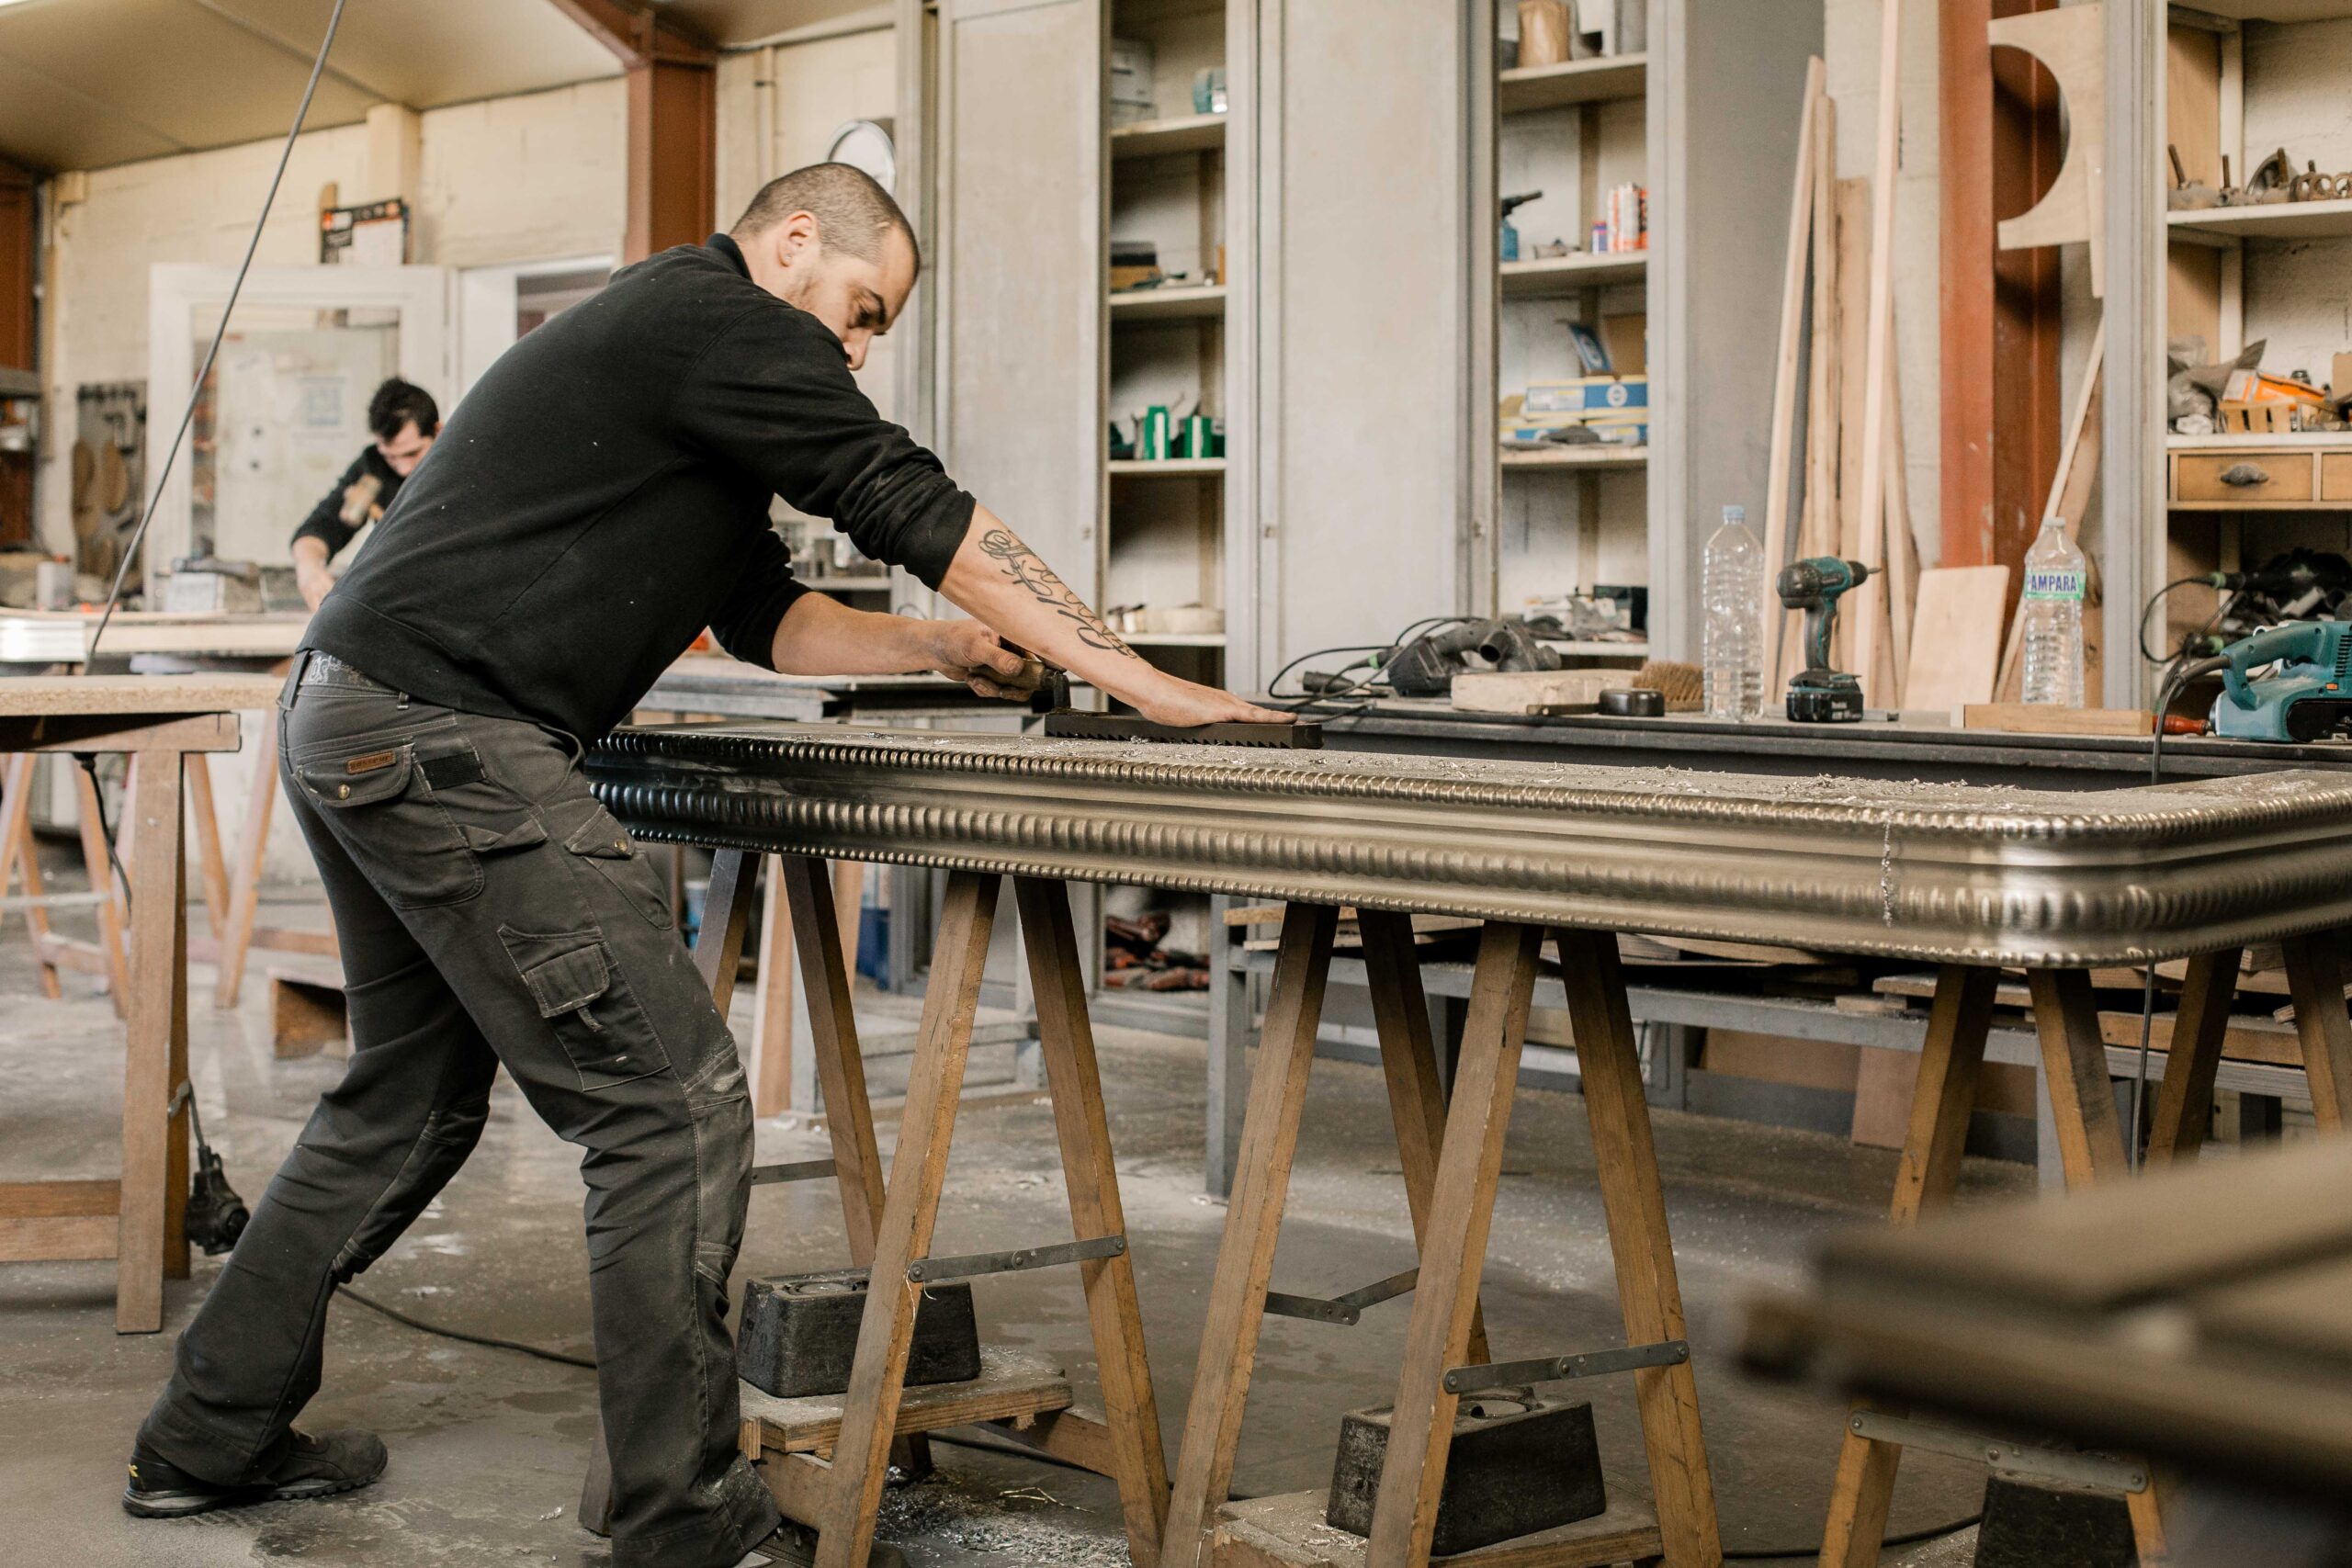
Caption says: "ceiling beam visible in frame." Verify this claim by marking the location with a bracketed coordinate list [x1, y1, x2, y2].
[545, 0, 718, 70]
[546, 0, 719, 261]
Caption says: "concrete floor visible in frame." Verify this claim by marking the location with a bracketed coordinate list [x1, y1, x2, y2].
[0, 882, 2027, 1568]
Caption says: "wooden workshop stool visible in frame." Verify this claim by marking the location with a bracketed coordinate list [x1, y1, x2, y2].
[588, 854, 1170, 1568]
[0, 683, 245, 1333]
[1164, 907, 1720, 1568]
[1814, 939, 2352, 1568]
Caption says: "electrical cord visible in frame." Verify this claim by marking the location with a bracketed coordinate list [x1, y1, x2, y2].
[85, 0, 351, 658]
[337, 1284, 1978, 1553]
[334, 1284, 595, 1371]
[1722, 1514, 1984, 1559]
[2127, 652, 2233, 1163]
[2138, 576, 2215, 665]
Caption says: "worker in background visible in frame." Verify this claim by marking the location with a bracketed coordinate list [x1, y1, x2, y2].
[290, 377, 439, 611]
[124, 164, 1279, 1568]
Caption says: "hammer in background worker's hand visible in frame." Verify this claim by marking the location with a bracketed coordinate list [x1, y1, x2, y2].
[923, 621, 1043, 701]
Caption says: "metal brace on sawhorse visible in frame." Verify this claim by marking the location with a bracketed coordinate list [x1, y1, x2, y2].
[1163, 908, 1720, 1568]
[711, 862, 1170, 1568]
[1814, 945, 2352, 1567]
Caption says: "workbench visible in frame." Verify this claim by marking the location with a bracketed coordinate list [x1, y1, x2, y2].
[0, 676, 256, 1332]
[1196, 699, 2352, 1193]
[1303, 698, 2352, 787]
[586, 722, 2352, 1568]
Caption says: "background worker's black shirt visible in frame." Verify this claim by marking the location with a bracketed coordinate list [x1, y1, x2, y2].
[289, 446, 405, 559]
[305, 234, 975, 741]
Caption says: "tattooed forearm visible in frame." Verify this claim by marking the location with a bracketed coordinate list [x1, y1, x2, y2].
[977, 528, 1142, 657]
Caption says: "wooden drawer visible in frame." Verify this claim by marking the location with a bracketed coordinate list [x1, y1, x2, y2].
[2325, 453, 2352, 502]
[2173, 451, 2316, 505]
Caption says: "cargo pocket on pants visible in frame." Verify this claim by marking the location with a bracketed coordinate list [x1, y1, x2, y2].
[498, 925, 673, 1091]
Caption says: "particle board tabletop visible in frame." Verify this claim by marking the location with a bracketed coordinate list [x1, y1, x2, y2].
[0, 672, 286, 716]
[0, 610, 309, 661]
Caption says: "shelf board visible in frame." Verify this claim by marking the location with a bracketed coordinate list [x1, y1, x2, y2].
[2170, 1, 2352, 20]
[2167, 433, 2352, 451]
[1124, 631, 1227, 647]
[1498, 51, 1647, 114]
[1110, 283, 1227, 321]
[2169, 197, 2352, 243]
[1108, 457, 1226, 475]
[1500, 444, 1649, 469]
[1500, 252, 1648, 296]
[1110, 111, 1227, 159]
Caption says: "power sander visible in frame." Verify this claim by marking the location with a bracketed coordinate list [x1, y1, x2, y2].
[2205, 620, 2352, 741]
[1777, 556, 1871, 723]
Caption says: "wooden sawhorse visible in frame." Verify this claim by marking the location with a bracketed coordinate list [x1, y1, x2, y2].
[0, 692, 243, 1333]
[594, 855, 1171, 1568]
[1164, 907, 1720, 1568]
[1815, 942, 2352, 1567]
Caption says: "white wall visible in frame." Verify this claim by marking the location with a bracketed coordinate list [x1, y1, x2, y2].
[715, 24, 900, 417]
[2240, 17, 2352, 389]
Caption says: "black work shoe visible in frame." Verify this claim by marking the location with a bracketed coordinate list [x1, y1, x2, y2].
[739, 1520, 908, 1568]
[122, 1429, 388, 1518]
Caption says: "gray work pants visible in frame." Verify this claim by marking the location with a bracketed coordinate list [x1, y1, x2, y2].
[137, 652, 778, 1568]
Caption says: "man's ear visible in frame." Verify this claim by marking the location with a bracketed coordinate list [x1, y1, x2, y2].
[776, 210, 820, 265]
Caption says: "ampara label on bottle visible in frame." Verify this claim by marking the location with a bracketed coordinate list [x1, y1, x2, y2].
[2022, 568, 2085, 602]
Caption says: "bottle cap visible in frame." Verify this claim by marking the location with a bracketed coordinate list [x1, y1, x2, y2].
[1723, 505, 1746, 524]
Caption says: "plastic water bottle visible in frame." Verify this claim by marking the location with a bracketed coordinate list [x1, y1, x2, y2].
[1702, 505, 1764, 720]
[2019, 516, 2086, 706]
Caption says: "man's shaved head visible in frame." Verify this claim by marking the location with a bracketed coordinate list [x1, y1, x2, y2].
[732, 163, 917, 270]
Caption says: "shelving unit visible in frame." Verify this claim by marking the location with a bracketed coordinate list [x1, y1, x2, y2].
[2154, 7, 2352, 660]
[1487, 10, 1653, 641]
[1103, 0, 1232, 684]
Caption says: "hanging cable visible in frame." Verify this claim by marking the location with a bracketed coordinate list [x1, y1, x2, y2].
[85, 0, 353, 660]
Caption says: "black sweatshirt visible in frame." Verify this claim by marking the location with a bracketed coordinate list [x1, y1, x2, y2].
[290, 446, 405, 559]
[305, 233, 975, 741]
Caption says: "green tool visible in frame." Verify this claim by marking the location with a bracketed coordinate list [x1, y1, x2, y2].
[1776, 556, 1871, 723]
[2208, 620, 2352, 741]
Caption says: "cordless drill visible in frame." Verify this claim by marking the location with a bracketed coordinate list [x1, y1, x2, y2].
[1777, 556, 1871, 722]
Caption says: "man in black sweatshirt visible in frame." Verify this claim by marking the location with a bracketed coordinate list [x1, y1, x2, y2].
[288, 378, 440, 611]
[126, 164, 1275, 1568]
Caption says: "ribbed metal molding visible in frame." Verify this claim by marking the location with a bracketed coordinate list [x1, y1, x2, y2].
[584, 725, 2352, 966]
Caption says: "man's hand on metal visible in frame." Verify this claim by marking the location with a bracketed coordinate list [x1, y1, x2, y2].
[922, 620, 1042, 701]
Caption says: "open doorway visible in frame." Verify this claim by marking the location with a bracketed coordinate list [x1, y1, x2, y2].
[454, 254, 614, 403]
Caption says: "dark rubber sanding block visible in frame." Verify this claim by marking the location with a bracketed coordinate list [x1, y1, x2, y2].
[1041, 711, 1323, 748]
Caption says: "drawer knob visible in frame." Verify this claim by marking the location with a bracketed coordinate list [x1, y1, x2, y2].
[2220, 463, 2273, 488]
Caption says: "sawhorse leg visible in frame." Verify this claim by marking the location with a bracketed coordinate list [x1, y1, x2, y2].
[2145, 949, 2242, 1164]
[213, 705, 279, 1009]
[2284, 931, 2352, 1133]
[1817, 964, 1996, 1568]
[1357, 909, 1487, 1363]
[74, 760, 131, 1018]
[184, 753, 232, 942]
[1, 753, 62, 998]
[117, 749, 191, 1332]
[1362, 921, 1547, 1566]
[1163, 901, 1340, 1568]
[1555, 928, 1719, 1567]
[814, 869, 999, 1568]
[748, 855, 864, 1118]
[1016, 874, 1170, 1565]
